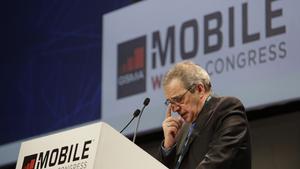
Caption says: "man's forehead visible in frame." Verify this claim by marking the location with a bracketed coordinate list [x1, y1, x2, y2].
[164, 79, 185, 97]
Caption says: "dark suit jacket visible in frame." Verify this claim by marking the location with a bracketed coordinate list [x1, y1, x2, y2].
[157, 96, 251, 169]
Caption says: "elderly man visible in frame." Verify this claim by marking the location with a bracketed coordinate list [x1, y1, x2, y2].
[157, 61, 251, 169]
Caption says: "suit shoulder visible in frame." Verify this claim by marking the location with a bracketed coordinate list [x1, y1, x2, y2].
[221, 96, 243, 105]
[214, 96, 245, 113]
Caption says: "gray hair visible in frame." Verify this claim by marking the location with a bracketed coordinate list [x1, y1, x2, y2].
[163, 60, 212, 93]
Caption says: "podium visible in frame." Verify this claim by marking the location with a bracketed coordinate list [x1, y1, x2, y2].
[16, 122, 167, 169]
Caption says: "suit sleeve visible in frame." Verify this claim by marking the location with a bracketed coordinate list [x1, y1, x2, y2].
[157, 140, 177, 168]
[196, 111, 250, 169]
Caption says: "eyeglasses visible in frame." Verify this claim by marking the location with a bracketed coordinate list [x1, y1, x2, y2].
[164, 84, 196, 106]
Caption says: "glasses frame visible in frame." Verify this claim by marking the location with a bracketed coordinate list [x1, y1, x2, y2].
[164, 84, 196, 106]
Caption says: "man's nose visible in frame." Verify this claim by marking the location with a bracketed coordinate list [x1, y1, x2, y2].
[171, 104, 180, 112]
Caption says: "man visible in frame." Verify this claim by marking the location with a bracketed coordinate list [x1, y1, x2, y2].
[157, 61, 251, 169]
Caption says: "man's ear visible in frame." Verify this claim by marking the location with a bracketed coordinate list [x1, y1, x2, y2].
[196, 84, 205, 94]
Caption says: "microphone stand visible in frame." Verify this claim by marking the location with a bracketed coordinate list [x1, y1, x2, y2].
[133, 98, 150, 143]
[120, 109, 140, 133]
[133, 106, 145, 143]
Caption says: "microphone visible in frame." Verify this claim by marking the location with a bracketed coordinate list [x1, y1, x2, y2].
[120, 109, 141, 133]
[143, 97, 150, 107]
[133, 98, 150, 143]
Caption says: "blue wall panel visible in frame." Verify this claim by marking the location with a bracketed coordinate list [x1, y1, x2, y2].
[0, 0, 131, 145]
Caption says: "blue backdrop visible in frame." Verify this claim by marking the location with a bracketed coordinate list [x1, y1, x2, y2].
[0, 0, 132, 145]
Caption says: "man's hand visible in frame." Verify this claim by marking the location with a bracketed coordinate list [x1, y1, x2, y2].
[162, 106, 184, 149]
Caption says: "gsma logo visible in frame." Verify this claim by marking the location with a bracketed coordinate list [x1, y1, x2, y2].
[22, 154, 37, 169]
[117, 36, 146, 99]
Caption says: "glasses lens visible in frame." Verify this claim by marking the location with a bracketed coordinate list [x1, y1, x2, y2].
[164, 99, 170, 106]
[164, 84, 195, 106]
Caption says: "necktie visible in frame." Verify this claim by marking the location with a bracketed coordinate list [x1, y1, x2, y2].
[174, 123, 195, 169]
[174, 95, 212, 169]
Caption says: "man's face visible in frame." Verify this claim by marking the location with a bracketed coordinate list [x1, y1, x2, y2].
[164, 79, 201, 123]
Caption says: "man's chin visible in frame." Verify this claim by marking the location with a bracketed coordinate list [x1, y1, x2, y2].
[183, 116, 192, 123]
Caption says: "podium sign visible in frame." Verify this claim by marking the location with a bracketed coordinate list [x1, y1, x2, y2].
[16, 122, 167, 169]
[16, 123, 101, 169]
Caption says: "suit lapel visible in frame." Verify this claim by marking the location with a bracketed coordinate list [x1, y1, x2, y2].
[176, 123, 190, 155]
[187, 96, 218, 147]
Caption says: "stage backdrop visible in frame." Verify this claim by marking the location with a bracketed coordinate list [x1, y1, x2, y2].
[0, 0, 131, 167]
[102, 0, 300, 134]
